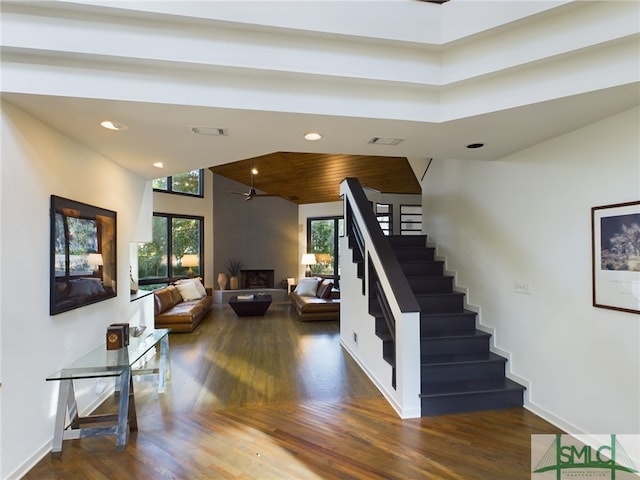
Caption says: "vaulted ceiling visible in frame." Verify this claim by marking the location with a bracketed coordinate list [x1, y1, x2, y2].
[209, 152, 421, 205]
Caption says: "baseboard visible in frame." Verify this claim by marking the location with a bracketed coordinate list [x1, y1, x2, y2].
[6, 440, 51, 480]
[340, 339, 420, 419]
[6, 386, 115, 480]
[523, 404, 640, 470]
[524, 401, 584, 435]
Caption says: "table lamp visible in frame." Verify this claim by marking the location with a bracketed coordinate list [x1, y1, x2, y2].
[301, 253, 316, 277]
[182, 254, 199, 277]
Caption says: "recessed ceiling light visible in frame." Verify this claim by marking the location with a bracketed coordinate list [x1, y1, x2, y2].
[153, 162, 164, 168]
[100, 120, 128, 131]
[466, 143, 485, 149]
[304, 132, 322, 141]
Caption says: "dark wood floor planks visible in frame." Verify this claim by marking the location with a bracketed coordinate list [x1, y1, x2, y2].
[25, 301, 562, 479]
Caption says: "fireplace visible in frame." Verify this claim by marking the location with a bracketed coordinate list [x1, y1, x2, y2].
[240, 269, 274, 289]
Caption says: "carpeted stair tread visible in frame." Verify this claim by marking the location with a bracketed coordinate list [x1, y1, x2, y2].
[422, 352, 506, 366]
[420, 377, 524, 397]
[422, 329, 490, 339]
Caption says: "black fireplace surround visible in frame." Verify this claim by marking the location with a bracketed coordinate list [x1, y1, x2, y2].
[240, 269, 274, 289]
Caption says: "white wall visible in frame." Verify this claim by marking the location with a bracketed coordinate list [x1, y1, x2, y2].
[152, 170, 214, 289]
[0, 100, 152, 479]
[422, 107, 640, 434]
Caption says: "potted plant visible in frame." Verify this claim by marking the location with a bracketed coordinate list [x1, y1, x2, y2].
[225, 258, 243, 290]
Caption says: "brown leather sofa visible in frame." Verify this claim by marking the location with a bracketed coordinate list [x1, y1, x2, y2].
[153, 284, 212, 333]
[289, 278, 340, 321]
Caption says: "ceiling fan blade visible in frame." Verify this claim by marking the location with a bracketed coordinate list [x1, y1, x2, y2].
[230, 161, 279, 201]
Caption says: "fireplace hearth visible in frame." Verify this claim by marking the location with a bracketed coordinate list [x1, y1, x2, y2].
[240, 269, 275, 289]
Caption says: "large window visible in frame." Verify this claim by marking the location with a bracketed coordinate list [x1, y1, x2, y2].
[138, 213, 204, 287]
[152, 169, 204, 197]
[307, 216, 344, 281]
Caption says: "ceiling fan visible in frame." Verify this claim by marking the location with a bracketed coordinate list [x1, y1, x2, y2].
[230, 160, 278, 201]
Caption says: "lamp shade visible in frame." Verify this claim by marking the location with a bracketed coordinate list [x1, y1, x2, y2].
[301, 253, 316, 265]
[87, 253, 103, 266]
[181, 254, 199, 267]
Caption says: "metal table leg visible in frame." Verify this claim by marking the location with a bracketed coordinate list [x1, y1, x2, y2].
[127, 371, 138, 432]
[115, 368, 131, 450]
[158, 334, 171, 392]
[51, 380, 75, 458]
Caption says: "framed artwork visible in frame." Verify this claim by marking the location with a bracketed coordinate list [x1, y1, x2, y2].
[50, 195, 117, 315]
[591, 200, 640, 314]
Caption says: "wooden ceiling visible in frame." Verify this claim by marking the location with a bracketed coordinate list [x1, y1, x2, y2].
[209, 152, 421, 205]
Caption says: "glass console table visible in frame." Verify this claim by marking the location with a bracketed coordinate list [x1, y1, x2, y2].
[46, 328, 170, 457]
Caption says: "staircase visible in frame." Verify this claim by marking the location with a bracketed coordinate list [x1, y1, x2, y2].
[372, 234, 525, 416]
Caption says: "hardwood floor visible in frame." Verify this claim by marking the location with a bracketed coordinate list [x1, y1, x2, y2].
[25, 301, 562, 479]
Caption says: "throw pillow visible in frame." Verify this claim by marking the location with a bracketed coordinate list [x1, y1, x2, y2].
[316, 280, 328, 298]
[175, 281, 202, 301]
[176, 278, 207, 297]
[294, 277, 320, 297]
[317, 280, 334, 299]
[193, 278, 207, 296]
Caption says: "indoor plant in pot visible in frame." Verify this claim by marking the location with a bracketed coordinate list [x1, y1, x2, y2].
[225, 258, 243, 290]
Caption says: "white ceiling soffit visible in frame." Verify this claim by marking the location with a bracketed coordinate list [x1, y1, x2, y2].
[1, 0, 638, 179]
[39, 0, 574, 45]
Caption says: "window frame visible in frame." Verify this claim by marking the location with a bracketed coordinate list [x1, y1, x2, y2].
[400, 204, 422, 236]
[376, 203, 393, 236]
[152, 169, 204, 198]
[306, 215, 343, 282]
[138, 212, 204, 287]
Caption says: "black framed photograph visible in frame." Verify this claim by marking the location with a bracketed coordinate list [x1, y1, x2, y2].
[50, 195, 117, 315]
[591, 200, 640, 314]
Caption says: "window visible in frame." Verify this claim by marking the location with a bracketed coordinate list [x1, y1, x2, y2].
[152, 169, 204, 197]
[400, 204, 422, 235]
[307, 216, 344, 280]
[376, 203, 392, 236]
[138, 213, 204, 287]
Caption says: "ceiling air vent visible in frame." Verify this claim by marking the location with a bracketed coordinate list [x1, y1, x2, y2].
[368, 136, 404, 146]
[189, 126, 228, 136]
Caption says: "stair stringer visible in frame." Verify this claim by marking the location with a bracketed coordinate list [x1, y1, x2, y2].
[428, 243, 532, 405]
